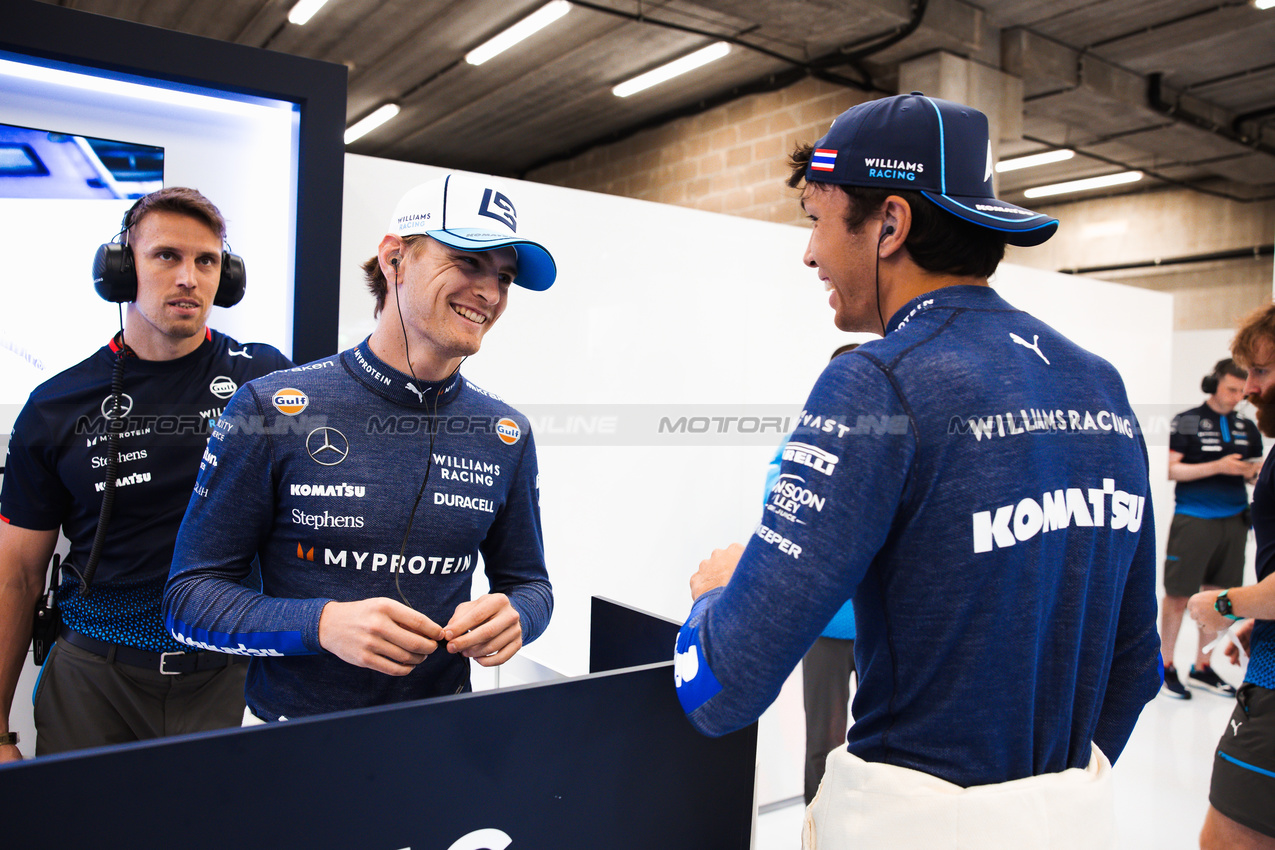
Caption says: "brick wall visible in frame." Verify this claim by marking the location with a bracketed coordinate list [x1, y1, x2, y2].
[526, 76, 872, 227]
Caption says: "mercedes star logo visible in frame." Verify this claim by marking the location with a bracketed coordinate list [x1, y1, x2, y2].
[100, 392, 134, 419]
[306, 427, 350, 466]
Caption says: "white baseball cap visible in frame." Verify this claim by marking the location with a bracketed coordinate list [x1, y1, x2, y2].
[389, 173, 557, 291]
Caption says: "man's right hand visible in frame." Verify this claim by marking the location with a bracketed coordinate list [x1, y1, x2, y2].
[317, 598, 445, 676]
[1216, 453, 1254, 477]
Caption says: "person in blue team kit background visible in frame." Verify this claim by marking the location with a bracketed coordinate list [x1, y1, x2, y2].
[164, 174, 554, 723]
[1159, 358, 1261, 700]
[674, 94, 1160, 848]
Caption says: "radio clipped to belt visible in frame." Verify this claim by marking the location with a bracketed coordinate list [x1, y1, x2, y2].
[32, 554, 62, 666]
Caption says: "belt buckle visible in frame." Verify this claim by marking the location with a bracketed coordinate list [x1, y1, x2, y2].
[159, 651, 188, 675]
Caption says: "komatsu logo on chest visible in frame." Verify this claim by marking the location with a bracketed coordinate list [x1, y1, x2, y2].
[971, 478, 1145, 553]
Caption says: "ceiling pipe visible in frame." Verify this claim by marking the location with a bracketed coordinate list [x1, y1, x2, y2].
[1059, 244, 1273, 275]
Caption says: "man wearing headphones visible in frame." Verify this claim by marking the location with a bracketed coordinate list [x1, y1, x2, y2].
[0, 187, 292, 759]
[1160, 358, 1262, 699]
[163, 173, 553, 722]
[675, 94, 1160, 845]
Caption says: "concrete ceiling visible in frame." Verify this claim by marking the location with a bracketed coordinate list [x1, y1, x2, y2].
[33, 0, 1275, 204]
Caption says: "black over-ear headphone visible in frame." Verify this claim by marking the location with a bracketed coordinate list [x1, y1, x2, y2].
[92, 201, 246, 307]
[1201, 358, 1236, 394]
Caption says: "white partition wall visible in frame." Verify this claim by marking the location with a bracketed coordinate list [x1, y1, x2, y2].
[341, 153, 1175, 803]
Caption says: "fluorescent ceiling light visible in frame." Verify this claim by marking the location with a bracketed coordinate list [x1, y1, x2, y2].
[1024, 171, 1144, 198]
[466, 1, 572, 66]
[995, 149, 1074, 173]
[288, 0, 331, 25]
[613, 42, 731, 98]
[345, 104, 400, 144]
[0, 57, 285, 117]
[1256, 0, 1275, 10]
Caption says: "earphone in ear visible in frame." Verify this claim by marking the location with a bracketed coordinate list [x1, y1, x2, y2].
[880, 224, 895, 240]
[390, 256, 400, 266]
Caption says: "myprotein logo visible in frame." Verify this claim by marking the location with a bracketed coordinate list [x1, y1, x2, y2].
[209, 376, 238, 399]
[478, 188, 517, 231]
[971, 478, 1145, 554]
[319, 547, 474, 575]
[272, 388, 309, 416]
[496, 418, 521, 445]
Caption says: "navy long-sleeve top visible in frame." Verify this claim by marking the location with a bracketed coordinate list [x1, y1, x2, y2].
[676, 286, 1161, 788]
[165, 339, 551, 720]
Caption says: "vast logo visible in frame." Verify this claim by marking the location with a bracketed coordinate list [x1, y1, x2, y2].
[209, 376, 238, 399]
[273, 388, 309, 415]
[478, 188, 518, 231]
[100, 392, 134, 418]
[306, 427, 350, 466]
[496, 418, 521, 445]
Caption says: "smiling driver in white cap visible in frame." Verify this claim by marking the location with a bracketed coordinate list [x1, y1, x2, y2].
[164, 173, 556, 724]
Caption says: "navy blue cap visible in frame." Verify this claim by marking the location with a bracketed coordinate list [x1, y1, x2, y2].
[806, 93, 1058, 247]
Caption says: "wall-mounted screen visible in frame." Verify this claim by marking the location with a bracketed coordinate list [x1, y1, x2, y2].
[0, 122, 164, 419]
[0, 122, 163, 199]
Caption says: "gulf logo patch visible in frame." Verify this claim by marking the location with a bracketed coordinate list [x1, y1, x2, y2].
[496, 417, 521, 445]
[273, 388, 309, 416]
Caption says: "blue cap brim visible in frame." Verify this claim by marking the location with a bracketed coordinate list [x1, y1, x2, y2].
[428, 229, 557, 291]
[921, 191, 1059, 247]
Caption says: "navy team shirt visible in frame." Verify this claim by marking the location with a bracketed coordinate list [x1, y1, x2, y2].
[1, 330, 291, 652]
[1169, 403, 1262, 518]
[675, 285, 1161, 788]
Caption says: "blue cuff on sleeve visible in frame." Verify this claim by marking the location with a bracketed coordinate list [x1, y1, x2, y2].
[674, 623, 723, 715]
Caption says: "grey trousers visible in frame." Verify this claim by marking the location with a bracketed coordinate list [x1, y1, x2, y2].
[33, 639, 247, 756]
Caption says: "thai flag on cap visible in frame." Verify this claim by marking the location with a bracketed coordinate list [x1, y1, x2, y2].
[811, 148, 838, 172]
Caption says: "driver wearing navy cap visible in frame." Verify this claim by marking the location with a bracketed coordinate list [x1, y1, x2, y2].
[675, 93, 1159, 846]
[163, 173, 555, 722]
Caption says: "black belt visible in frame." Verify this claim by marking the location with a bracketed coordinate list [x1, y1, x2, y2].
[58, 627, 240, 675]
